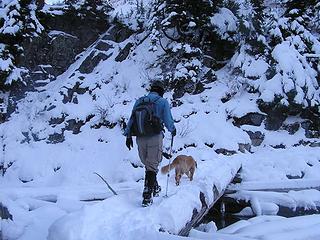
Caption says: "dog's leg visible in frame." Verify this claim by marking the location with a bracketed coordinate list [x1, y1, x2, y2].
[175, 168, 181, 186]
[189, 166, 195, 181]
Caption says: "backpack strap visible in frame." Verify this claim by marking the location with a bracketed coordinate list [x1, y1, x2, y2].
[141, 95, 161, 104]
[154, 96, 161, 103]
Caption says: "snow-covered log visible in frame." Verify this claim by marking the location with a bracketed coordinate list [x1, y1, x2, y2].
[178, 164, 242, 236]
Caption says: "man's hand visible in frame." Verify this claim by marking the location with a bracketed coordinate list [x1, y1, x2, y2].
[171, 128, 177, 137]
[162, 152, 172, 159]
[126, 137, 133, 150]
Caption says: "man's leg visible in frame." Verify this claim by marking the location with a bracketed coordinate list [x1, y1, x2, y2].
[137, 134, 163, 206]
[137, 136, 155, 206]
[145, 134, 163, 197]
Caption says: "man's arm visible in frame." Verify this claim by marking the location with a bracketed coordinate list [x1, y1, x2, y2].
[124, 116, 133, 137]
[162, 100, 176, 133]
[124, 100, 139, 137]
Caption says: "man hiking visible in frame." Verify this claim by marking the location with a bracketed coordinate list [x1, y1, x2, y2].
[124, 80, 176, 207]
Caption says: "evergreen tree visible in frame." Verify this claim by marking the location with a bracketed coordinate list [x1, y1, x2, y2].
[261, 1, 320, 109]
[226, 0, 320, 126]
[0, 0, 44, 87]
[149, 0, 239, 98]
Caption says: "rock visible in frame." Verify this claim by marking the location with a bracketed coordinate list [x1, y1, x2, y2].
[264, 114, 287, 131]
[233, 113, 266, 127]
[78, 51, 111, 74]
[293, 140, 310, 147]
[257, 100, 289, 131]
[215, 148, 237, 156]
[205, 142, 214, 148]
[95, 41, 113, 51]
[46, 105, 56, 111]
[61, 82, 88, 103]
[0, 203, 13, 220]
[115, 42, 134, 62]
[21, 33, 81, 76]
[238, 143, 251, 153]
[282, 122, 300, 135]
[310, 142, 320, 147]
[47, 132, 65, 143]
[305, 129, 320, 138]
[29, 65, 56, 83]
[203, 55, 215, 68]
[246, 131, 265, 146]
[65, 119, 84, 134]
[91, 121, 117, 129]
[172, 79, 200, 99]
[271, 144, 286, 149]
[41, 8, 109, 48]
[0, 113, 6, 123]
[203, 69, 217, 84]
[49, 115, 65, 126]
[286, 171, 304, 179]
[221, 93, 232, 103]
[300, 120, 320, 138]
[193, 81, 205, 95]
[301, 121, 311, 130]
[103, 24, 134, 43]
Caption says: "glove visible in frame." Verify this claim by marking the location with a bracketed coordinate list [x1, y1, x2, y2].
[162, 152, 172, 159]
[126, 137, 133, 150]
[171, 128, 177, 137]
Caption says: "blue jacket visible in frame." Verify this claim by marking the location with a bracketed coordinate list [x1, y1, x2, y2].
[124, 92, 176, 136]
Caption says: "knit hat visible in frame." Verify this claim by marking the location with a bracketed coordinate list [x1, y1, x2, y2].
[150, 80, 165, 96]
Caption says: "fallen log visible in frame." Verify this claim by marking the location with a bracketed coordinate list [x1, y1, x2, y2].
[178, 165, 242, 236]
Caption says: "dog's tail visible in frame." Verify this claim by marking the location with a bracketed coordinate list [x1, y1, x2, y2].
[161, 161, 177, 174]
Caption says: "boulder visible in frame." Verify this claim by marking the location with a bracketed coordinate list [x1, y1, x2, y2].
[115, 42, 134, 62]
[233, 113, 266, 127]
[0, 203, 13, 220]
[215, 148, 237, 156]
[103, 24, 134, 43]
[65, 119, 84, 134]
[78, 51, 111, 74]
[95, 41, 113, 51]
[47, 132, 65, 144]
[282, 122, 300, 135]
[21, 32, 81, 76]
[245, 131, 265, 146]
[238, 143, 251, 153]
[264, 113, 287, 131]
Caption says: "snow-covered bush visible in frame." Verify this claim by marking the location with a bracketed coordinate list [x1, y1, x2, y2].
[227, 0, 320, 122]
[148, 0, 241, 98]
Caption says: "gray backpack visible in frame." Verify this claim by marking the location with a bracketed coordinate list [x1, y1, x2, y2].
[130, 96, 162, 136]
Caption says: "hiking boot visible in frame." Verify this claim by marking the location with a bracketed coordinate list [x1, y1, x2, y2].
[142, 186, 153, 207]
[142, 171, 156, 207]
[153, 181, 161, 197]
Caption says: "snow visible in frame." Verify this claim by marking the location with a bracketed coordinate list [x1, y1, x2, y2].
[0, 57, 13, 72]
[45, 157, 241, 240]
[1, 1, 320, 240]
[210, 8, 238, 39]
[190, 215, 320, 240]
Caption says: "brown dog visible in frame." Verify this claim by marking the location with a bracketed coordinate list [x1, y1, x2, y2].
[161, 155, 197, 185]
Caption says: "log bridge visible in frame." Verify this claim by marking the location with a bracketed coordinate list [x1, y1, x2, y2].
[178, 165, 243, 236]
[179, 174, 320, 236]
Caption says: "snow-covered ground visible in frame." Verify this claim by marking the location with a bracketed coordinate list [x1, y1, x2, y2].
[2, 2, 320, 239]
[190, 215, 320, 240]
